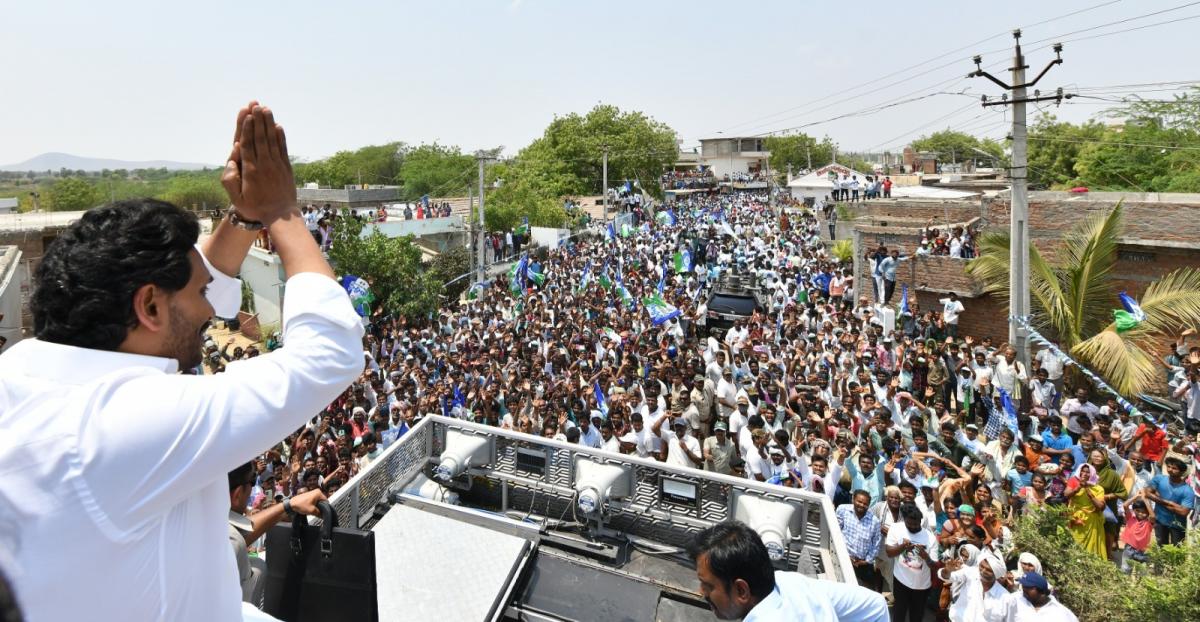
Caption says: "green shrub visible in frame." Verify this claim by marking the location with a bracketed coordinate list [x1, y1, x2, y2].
[830, 239, 854, 263]
[1010, 505, 1200, 622]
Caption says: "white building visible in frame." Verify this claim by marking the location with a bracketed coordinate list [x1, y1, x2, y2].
[699, 136, 770, 180]
[0, 246, 27, 353]
[0, 198, 17, 214]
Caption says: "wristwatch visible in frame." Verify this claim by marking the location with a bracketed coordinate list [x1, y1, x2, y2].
[283, 498, 294, 516]
[226, 206, 266, 231]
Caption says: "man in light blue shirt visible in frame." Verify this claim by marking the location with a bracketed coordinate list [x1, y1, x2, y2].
[690, 521, 888, 621]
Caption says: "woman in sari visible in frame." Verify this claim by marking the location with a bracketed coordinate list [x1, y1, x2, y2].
[1065, 463, 1107, 558]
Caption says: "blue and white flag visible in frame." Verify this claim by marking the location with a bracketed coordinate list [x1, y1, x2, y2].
[593, 380, 609, 419]
[900, 284, 910, 316]
[657, 264, 666, 296]
[616, 275, 635, 310]
[608, 222, 617, 242]
[642, 293, 682, 325]
[339, 275, 374, 317]
[997, 388, 1019, 436]
[509, 254, 529, 297]
[578, 261, 593, 292]
[666, 209, 677, 226]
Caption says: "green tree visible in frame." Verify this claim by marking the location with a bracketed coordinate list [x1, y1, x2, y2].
[47, 177, 101, 211]
[966, 203, 1200, 394]
[397, 143, 475, 201]
[326, 210, 441, 318]
[158, 172, 227, 211]
[1027, 113, 1106, 188]
[911, 129, 1005, 168]
[485, 105, 676, 229]
[765, 133, 836, 175]
[425, 246, 472, 302]
[294, 142, 405, 188]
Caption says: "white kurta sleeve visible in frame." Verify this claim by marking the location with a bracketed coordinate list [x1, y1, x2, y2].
[81, 272, 364, 531]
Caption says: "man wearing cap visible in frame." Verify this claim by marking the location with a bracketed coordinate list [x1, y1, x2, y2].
[660, 416, 702, 468]
[1005, 572, 1078, 621]
[703, 421, 736, 475]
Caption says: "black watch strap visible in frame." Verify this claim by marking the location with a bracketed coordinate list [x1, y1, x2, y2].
[227, 206, 266, 231]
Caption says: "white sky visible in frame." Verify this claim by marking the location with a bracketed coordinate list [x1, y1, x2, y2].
[1, 0, 1196, 165]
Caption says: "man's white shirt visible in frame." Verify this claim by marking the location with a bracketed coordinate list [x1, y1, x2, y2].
[0, 261, 364, 622]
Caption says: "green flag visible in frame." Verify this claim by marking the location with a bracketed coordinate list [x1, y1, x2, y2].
[796, 289, 808, 304]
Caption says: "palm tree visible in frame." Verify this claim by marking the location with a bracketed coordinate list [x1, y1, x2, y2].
[966, 202, 1200, 395]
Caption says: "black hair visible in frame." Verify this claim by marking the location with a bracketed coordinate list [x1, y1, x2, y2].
[747, 414, 765, 429]
[687, 521, 776, 602]
[851, 489, 870, 501]
[899, 502, 923, 521]
[32, 199, 201, 350]
[898, 480, 917, 493]
[565, 426, 581, 443]
[228, 461, 256, 493]
[0, 565, 22, 622]
[1165, 456, 1188, 470]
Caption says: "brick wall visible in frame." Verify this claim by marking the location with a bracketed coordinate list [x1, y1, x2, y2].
[911, 290, 1010, 344]
[864, 201, 983, 225]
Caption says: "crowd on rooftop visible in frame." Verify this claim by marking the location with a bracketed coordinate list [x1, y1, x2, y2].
[204, 187, 1200, 622]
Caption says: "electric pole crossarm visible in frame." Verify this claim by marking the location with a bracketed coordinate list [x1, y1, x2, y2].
[966, 28, 1065, 371]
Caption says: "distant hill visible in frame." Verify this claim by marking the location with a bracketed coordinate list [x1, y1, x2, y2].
[0, 152, 214, 172]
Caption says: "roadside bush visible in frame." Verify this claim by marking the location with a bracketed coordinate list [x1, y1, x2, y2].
[1010, 505, 1200, 622]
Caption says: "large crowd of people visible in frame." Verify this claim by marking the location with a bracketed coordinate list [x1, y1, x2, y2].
[219, 189, 1200, 622]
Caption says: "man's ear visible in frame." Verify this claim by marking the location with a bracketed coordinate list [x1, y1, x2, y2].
[130, 283, 169, 334]
[732, 578, 752, 604]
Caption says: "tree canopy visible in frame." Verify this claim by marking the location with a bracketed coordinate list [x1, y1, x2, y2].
[1026, 90, 1200, 191]
[483, 104, 677, 230]
[396, 143, 476, 201]
[910, 130, 1005, 167]
[765, 133, 837, 175]
[326, 211, 442, 319]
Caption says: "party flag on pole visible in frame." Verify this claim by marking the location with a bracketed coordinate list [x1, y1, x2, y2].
[642, 293, 682, 325]
[1113, 291, 1146, 333]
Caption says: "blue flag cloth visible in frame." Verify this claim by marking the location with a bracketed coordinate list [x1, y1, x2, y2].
[339, 275, 374, 316]
[579, 261, 593, 292]
[452, 385, 466, 409]
[594, 381, 609, 419]
[616, 275, 635, 310]
[900, 284, 910, 316]
[998, 388, 1019, 436]
[657, 265, 666, 296]
[666, 209, 677, 226]
[642, 293, 682, 325]
[607, 222, 617, 241]
[509, 254, 528, 296]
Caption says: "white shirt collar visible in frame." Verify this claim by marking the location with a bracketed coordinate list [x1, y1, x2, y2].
[5, 338, 179, 384]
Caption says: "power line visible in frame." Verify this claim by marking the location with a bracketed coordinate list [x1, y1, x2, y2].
[1024, 0, 1200, 45]
[1025, 136, 1200, 151]
[708, 0, 1128, 137]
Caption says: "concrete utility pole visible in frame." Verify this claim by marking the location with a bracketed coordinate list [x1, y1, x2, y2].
[806, 146, 812, 171]
[969, 30, 1064, 368]
[467, 183, 475, 275]
[476, 152, 489, 281]
[601, 145, 609, 222]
